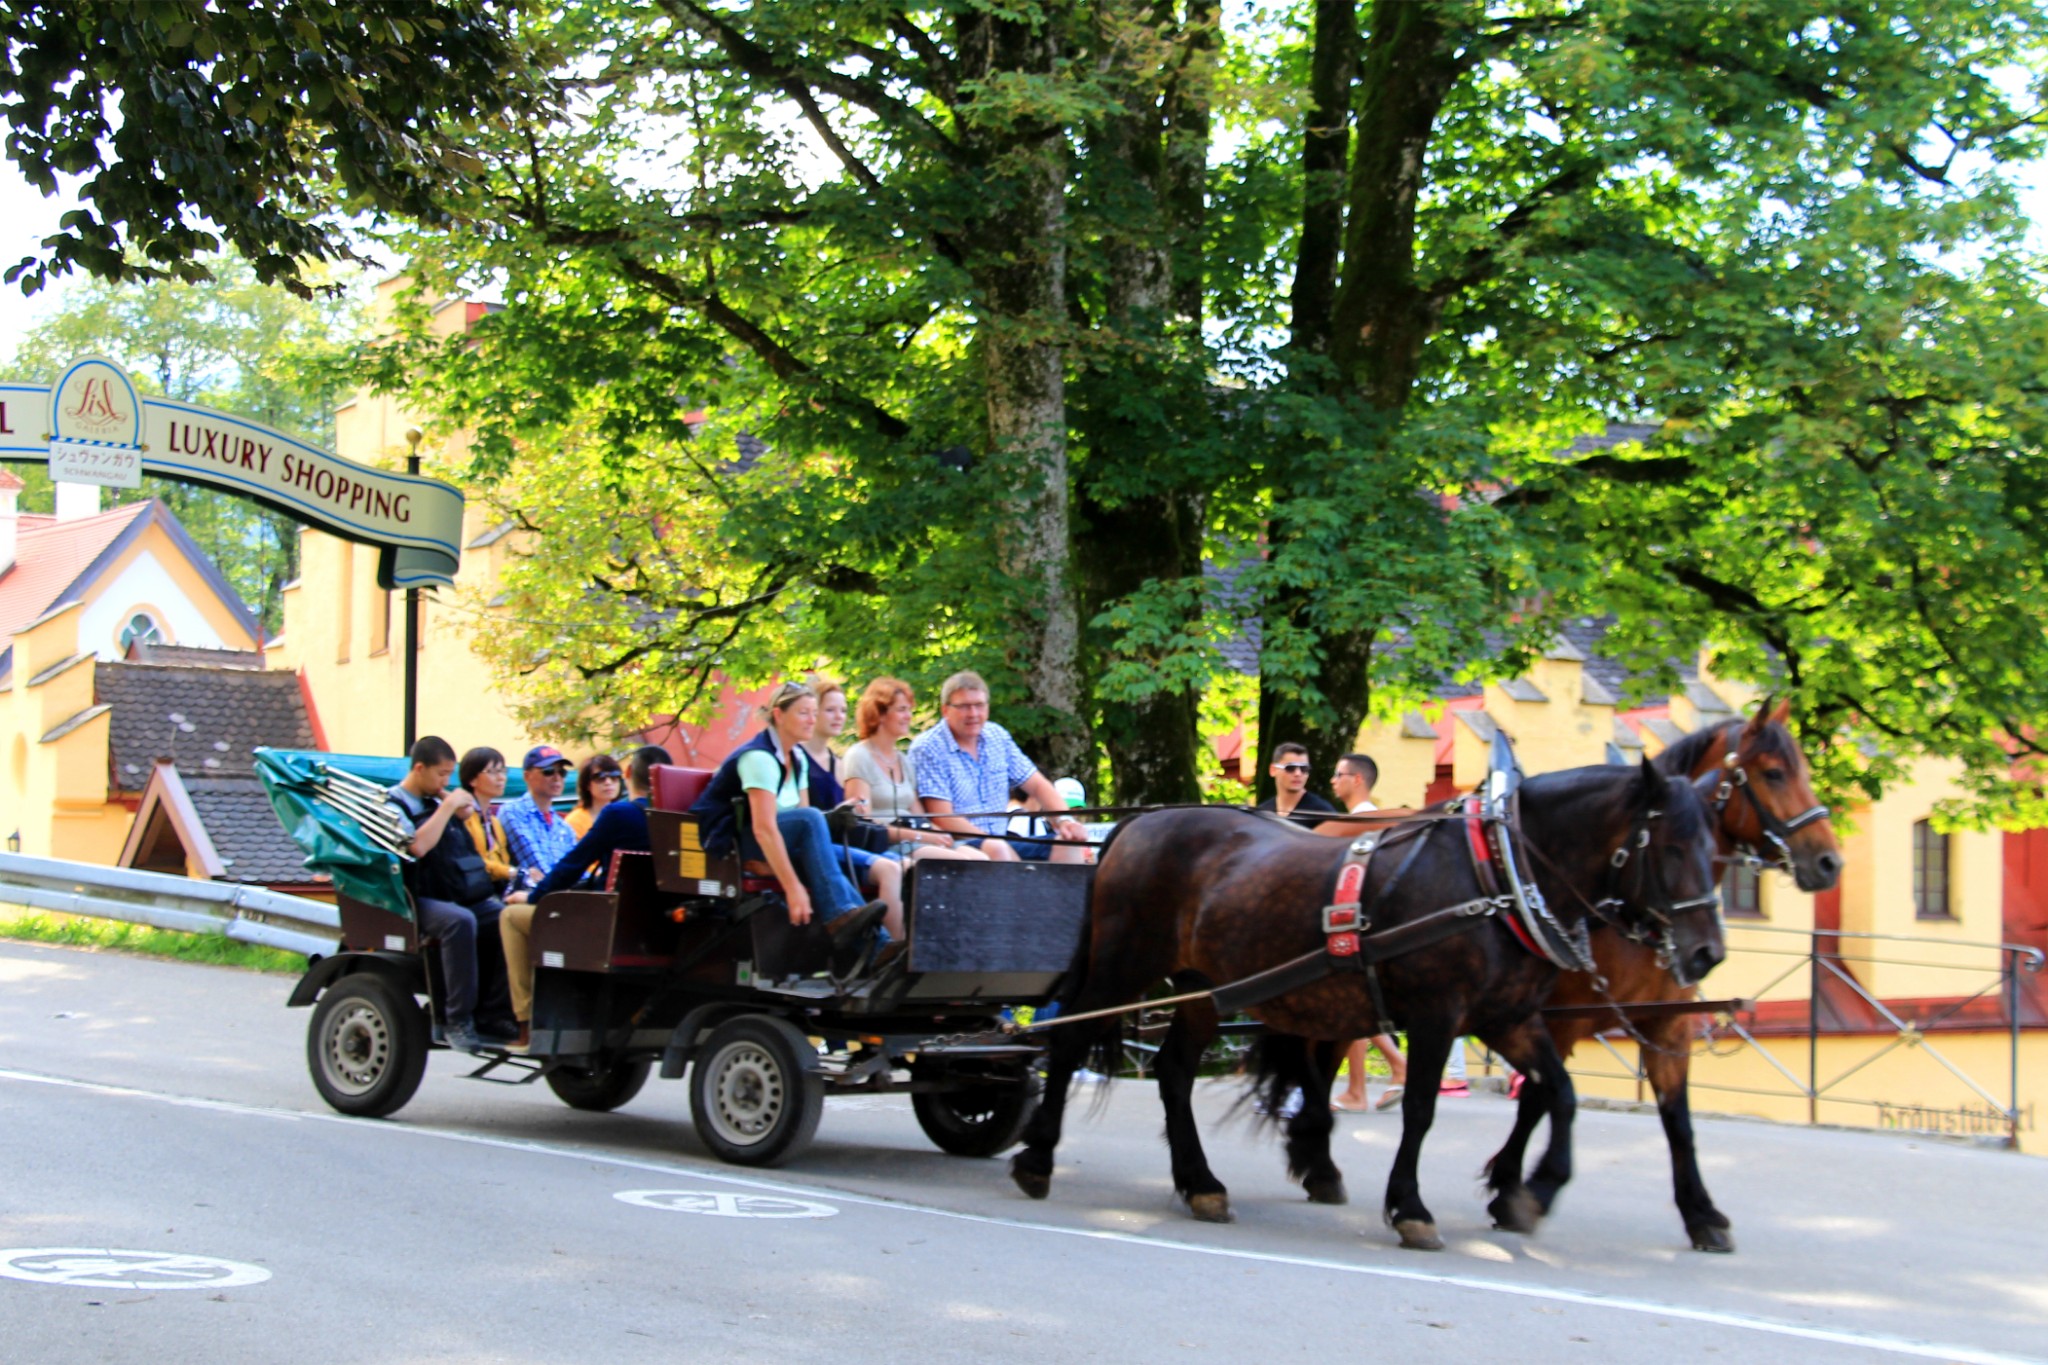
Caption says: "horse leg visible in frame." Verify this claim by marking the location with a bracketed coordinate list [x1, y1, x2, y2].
[1643, 1017, 1734, 1252]
[1156, 1001, 1230, 1222]
[1009, 1014, 1106, 1200]
[1519, 1026, 1578, 1218]
[1476, 1016, 1558, 1234]
[1383, 1021, 1453, 1250]
[1281, 1037, 1346, 1205]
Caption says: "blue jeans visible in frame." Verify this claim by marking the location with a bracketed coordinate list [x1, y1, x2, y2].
[741, 806, 866, 922]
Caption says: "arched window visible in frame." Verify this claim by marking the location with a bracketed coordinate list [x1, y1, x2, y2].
[118, 611, 162, 653]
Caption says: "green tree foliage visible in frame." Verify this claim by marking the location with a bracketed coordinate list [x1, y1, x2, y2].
[0, 0, 548, 298]
[12, 0, 2048, 822]
[5, 257, 364, 634]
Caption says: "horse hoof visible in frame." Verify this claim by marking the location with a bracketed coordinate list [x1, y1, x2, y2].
[1394, 1218, 1443, 1251]
[1489, 1188, 1543, 1235]
[1689, 1225, 1736, 1254]
[1304, 1177, 1348, 1206]
[1188, 1192, 1235, 1224]
[1010, 1164, 1051, 1201]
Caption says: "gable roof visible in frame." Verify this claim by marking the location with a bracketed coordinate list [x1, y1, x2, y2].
[0, 501, 152, 653]
[98, 660, 317, 793]
[118, 762, 319, 887]
[0, 498, 259, 659]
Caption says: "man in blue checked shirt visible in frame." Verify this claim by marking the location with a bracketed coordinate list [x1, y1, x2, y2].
[500, 745, 582, 888]
[908, 670, 1091, 864]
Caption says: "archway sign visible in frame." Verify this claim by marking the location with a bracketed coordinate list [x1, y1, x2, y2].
[0, 356, 464, 589]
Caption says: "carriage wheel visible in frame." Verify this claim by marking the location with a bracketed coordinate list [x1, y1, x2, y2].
[307, 973, 428, 1118]
[689, 1015, 823, 1166]
[545, 1057, 652, 1112]
[911, 1063, 1042, 1158]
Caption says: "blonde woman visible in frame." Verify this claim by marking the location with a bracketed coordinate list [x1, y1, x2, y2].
[843, 678, 987, 863]
[801, 679, 849, 788]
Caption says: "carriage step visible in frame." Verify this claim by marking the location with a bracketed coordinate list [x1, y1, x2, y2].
[462, 1052, 548, 1084]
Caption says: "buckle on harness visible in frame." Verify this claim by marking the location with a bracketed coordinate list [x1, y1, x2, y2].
[1327, 931, 1360, 957]
[1323, 904, 1361, 933]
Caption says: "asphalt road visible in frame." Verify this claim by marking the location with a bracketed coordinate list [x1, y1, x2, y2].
[1, 940, 2043, 1364]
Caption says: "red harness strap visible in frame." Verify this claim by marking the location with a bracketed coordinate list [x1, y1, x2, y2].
[1465, 795, 1545, 959]
[1325, 859, 1367, 957]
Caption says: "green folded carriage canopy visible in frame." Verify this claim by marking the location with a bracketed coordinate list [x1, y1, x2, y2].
[254, 747, 414, 921]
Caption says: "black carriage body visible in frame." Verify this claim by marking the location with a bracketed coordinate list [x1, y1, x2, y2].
[293, 765, 1089, 1161]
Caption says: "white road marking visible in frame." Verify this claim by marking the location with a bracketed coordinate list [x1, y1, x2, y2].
[616, 1189, 838, 1218]
[0, 1248, 270, 1291]
[0, 1065, 2035, 1365]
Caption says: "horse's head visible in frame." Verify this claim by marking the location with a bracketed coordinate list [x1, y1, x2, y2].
[1708, 699, 1842, 893]
[1609, 759, 1726, 988]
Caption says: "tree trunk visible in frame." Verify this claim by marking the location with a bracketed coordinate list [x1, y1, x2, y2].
[1070, 0, 1213, 805]
[1259, 0, 1462, 798]
[960, 9, 1087, 778]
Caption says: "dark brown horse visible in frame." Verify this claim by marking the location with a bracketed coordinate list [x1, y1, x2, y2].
[1011, 760, 1723, 1249]
[1509, 700, 1841, 1253]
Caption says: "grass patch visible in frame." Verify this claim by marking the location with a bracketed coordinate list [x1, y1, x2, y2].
[0, 910, 306, 974]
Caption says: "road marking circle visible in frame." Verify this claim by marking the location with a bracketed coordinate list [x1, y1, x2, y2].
[615, 1189, 838, 1219]
[0, 1248, 271, 1290]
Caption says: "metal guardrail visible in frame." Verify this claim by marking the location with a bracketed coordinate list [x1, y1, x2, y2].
[0, 852, 339, 958]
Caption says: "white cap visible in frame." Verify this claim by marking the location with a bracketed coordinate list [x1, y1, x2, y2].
[1053, 777, 1086, 809]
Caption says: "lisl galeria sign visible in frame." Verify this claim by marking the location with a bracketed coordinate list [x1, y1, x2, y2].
[1, 356, 465, 590]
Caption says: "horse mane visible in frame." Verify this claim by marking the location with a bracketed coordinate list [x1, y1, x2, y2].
[1654, 713, 1798, 775]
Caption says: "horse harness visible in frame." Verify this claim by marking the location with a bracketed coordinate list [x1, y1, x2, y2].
[1710, 748, 1830, 874]
[1207, 798, 1591, 1021]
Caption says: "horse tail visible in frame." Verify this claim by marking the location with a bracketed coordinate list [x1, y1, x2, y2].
[1235, 1032, 1300, 1131]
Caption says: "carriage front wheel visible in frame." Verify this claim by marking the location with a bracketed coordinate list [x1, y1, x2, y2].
[911, 1062, 1042, 1157]
[307, 972, 428, 1118]
[688, 1015, 824, 1166]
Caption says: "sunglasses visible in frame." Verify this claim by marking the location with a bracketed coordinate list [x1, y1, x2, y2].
[589, 772, 622, 783]
[1276, 763, 1311, 774]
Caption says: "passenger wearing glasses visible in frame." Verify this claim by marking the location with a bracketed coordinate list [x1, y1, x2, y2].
[842, 677, 989, 863]
[567, 753, 625, 837]
[1254, 741, 1336, 821]
[908, 670, 1091, 863]
[501, 744, 580, 889]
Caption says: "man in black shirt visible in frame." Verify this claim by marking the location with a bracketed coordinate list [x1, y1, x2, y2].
[1253, 741, 1337, 822]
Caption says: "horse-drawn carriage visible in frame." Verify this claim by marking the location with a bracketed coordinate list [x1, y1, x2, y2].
[268, 757, 1087, 1167]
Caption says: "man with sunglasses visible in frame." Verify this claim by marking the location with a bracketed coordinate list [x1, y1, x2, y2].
[1254, 742, 1337, 821]
[501, 744, 580, 890]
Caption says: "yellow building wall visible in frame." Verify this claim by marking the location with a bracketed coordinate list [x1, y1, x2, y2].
[0, 603, 129, 864]
[1559, 1029, 2042, 1150]
[269, 284, 555, 761]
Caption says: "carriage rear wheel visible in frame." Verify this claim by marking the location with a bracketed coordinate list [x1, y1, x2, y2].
[307, 973, 428, 1118]
[689, 1015, 823, 1166]
[545, 1057, 652, 1112]
[911, 1063, 1041, 1157]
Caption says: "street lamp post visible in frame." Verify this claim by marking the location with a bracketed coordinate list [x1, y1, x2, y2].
[402, 425, 423, 755]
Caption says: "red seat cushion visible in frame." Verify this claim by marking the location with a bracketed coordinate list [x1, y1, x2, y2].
[651, 764, 714, 812]
[740, 874, 783, 895]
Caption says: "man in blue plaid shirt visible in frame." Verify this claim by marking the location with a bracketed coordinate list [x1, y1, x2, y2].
[909, 670, 1091, 864]
[499, 744, 582, 888]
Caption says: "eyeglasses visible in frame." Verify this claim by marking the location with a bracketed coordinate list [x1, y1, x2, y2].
[1276, 763, 1311, 774]
[945, 700, 989, 712]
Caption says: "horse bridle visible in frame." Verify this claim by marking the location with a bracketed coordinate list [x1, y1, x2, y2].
[1711, 748, 1830, 874]
[1599, 803, 1722, 974]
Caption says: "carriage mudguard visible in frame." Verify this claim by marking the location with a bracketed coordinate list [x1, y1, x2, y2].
[657, 1004, 824, 1079]
[286, 950, 426, 1007]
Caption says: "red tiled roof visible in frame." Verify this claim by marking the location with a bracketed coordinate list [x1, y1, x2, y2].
[0, 501, 153, 654]
[0, 469, 24, 492]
